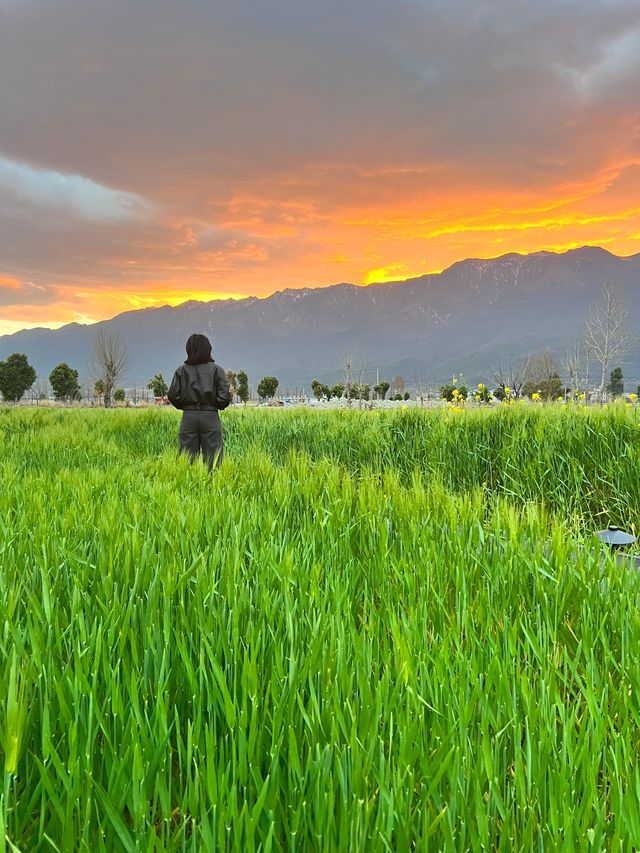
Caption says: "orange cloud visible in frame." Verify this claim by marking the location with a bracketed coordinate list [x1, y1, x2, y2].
[2, 141, 640, 337]
[0, 275, 21, 291]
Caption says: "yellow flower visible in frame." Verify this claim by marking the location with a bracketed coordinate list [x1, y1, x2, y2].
[629, 393, 637, 402]
[401, 404, 408, 410]
[531, 392, 541, 401]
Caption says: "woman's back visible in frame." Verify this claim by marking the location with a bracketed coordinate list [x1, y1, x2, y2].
[167, 333, 232, 470]
[169, 362, 230, 410]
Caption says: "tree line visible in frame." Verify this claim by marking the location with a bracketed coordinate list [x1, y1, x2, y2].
[309, 378, 410, 401]
[0, 348, 633, 406]
[0, 347, 276, 406]
[439, 358, 629, 404]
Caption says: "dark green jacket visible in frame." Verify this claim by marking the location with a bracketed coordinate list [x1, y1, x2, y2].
[167, 361, 232, 410]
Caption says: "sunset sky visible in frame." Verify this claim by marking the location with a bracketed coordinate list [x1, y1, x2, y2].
[1, 0, 640, 336]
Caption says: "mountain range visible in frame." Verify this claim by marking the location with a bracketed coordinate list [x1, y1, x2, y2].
[2, 246, 640, 390]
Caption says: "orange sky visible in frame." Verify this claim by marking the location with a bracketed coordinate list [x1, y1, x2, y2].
[1, 0, 640, 336]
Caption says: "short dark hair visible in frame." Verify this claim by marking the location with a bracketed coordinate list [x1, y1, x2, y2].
[185, 333, 213, 365]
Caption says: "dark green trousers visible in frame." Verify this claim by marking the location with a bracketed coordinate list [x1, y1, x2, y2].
[178, 410, 223, 470]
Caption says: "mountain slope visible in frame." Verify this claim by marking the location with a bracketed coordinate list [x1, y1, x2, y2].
[2, 246, 640, 388]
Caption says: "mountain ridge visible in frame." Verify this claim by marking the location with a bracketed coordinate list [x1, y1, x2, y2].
[2, 246, 640, 388]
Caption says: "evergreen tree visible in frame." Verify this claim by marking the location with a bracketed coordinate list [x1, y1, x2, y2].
[347, 383, 370, 400]
[0, 353, 36, 402]
[311, 379, 330, 400]
[257, 376, 279, 400]
[373, 381, 390, 400]
[49, 363, 80, 402]
[237, 371, 249, 404]
[607, 367, 624, 398]
[147, 373, 168, 398]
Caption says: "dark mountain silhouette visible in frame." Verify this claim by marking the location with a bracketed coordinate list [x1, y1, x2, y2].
[2, 246, 640, 390]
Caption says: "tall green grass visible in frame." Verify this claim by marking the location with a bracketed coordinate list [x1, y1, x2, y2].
[1, 406, 640, 849]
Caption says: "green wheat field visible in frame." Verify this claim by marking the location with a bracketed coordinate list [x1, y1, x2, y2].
[2, 405, 640, 851]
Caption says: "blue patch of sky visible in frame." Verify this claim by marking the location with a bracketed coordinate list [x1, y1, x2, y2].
[0, 155, 153, 223]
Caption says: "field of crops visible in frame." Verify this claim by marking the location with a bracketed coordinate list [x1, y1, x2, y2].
[2, 405, 640, 850]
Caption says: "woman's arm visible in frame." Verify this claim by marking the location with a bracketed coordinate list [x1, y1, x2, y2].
[167, 369, 183, 409]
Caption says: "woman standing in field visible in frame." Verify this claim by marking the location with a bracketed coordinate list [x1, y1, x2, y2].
[167, 333, 233, 469]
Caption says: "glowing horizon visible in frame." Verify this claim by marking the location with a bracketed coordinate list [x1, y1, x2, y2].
[2, 241, 639, 337]
[2, 0, 640, 337]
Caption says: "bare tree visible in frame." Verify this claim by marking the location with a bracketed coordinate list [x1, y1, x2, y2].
[28, 378, 49, 405]
[584, 282, 633, 402]
[91, 328, 129, 408]
[415, 374, 439, 405]
[413, 373, 428, 406]
[521, 350, 564, 400]
[489, 355, 531, 399]
[390, 375, 405, 397]
[79, 382, 92, 404]
[564, 342, 589, 398]
[342, 351, 354, 405]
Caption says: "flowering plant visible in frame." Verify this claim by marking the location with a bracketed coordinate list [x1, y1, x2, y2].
[440, 381, 468, 402]
[474, 382, 492, 403]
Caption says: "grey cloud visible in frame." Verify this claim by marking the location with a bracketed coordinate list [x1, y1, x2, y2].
[2, 0, 639, 198]
[194, 225, 261, 253]
[0, 0, 639, 294]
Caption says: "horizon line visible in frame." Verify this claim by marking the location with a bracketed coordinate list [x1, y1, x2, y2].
[2, 243, 638, 339]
